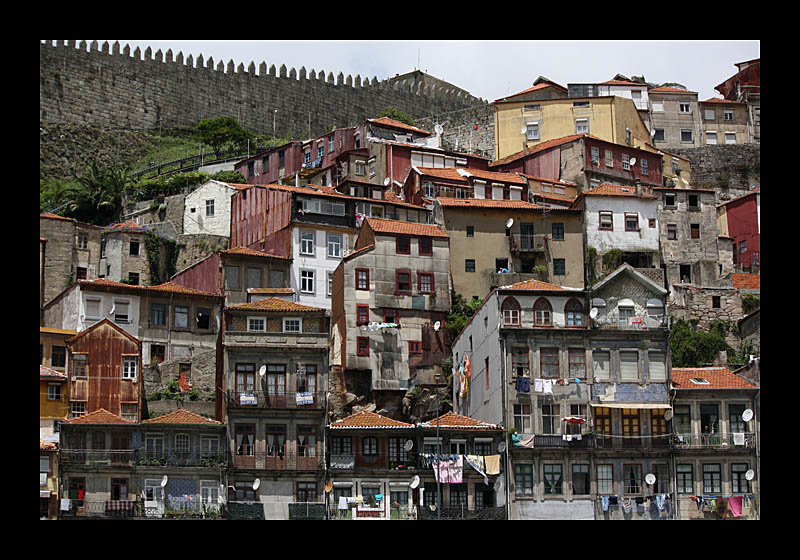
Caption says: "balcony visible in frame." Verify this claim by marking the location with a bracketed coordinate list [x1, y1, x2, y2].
[224, 331, 329, 350]
[417, 505, 506, 520]
[329, 452, 419, 471]
[591, 313, 669, 330]
[509, 234, 547, 254]
[532, 433, 595, 449]
[672, 432, 756, 450]
[61, 449, 228, 468]
[226, 390, 326, 410]
[59, 499, 224, 519]
[594, 434, 672, 450]
[231, 450, 323, 471]
[61, 449, 136, 466]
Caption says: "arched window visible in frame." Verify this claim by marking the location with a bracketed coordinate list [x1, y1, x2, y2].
[501, 297, 521, 326]
[565, 298, 585, 327]
[533, 298, 552, 326]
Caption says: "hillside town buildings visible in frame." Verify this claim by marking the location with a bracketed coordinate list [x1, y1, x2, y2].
[40, 57, 761, 520]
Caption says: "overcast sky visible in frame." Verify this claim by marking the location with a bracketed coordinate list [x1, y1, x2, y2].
[98, 40, 759, 103]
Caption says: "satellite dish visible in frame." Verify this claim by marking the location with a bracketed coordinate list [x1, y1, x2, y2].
[433, 321, 441, 332]
[160, 475, 168, 488]
[745, 469, 755, 481]
[108, 304, 115, 315]
[645, 473, 656, 485]
[742, 409, 754, 422]
[404, 439, 414, 452]
[324, 480, 333, 493]
[384, 177, 391, 186]
[434, 124, 444, 135]
[650, 128, 656, 137]
[663, 409, 673, 421]
[252, 478, 261, 491]
[493, 477, 504, 494]
[259, 365, 267, 377]
[409, 475, 420, 489]
[505, 218, 514, 229]
[630, 157, 637, 166]
[498, 441, 507, 453]
[589, 308, 598, 319]
[521, 127, 527, 135]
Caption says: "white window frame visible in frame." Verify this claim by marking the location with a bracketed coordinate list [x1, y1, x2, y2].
[122, 356, 137, 380]
[575, 118, 589, 134]
[593, 349, 611, 381]
[591, 146, 600, 165]
[605, 149, 614, 168]
[200, 480, 220, 505]
[706, 131, 718, 145]
[205, 199, 215, 217]
[300, 270, 315, 294]
[327, 233, 342, 258]
[681, 129, 693, 143]
[300, 231, 315, 256]
[113, 299, 130, 324]
[725, 132, 737, 145]
[651, 100, 663, 113]
[526, 122, 540, 141]
[174, 433, 191, 454]
[619, 349, 639, 381]
[679, 102, 691, 113]
[704, 108, 716, 120]
[48, 384, 62, 401]
[84, 297, 102, 320]
[724, 110, 734, 121]
[327, 271, 334, 297]
[283, 317, 302, 333]
[621, 154, 630, 171]
[247, 316, 266, 332]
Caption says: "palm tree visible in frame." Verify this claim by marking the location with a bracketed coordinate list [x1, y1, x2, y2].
[54, 162, 131, 225]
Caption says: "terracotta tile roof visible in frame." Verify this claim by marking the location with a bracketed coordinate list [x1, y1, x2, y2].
[40, 213, 74, 222]
[40, 438, 58, 451]
[222, 246, 291, 260]
[366, 217, 449, 238]
[368, 117, 431, 136]
[104, 221, 149, 232]
[330, 410, 415, 429]
[65, 408, 134, 424]
[494, 80, 568, 102]
[79, 278, 147, 291]
[226, 297, 324, 313]
[649, 86, 697, 94]
[732, 273, 760, 290]
[701, 97, 746, 105]
[247, 287, 295, 294]
[504, 279, 571, 291]
[343, 243, 375, 261]
[142, 409, 222, 425]
[240, 183, 427, 210]
[147, 281, 220, 297]
[40, 364, 67, 380]
[576, 183, 658, 201]
[598, 79, 645, 86]
[418, 412, 500, 430]
[414, 166, 526, 185]
[437, 198, 548, 211]
[489, 134, 593, 168]
[672, 367, 757, 390]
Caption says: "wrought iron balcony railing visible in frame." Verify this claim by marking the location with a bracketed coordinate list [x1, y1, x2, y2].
[61, 449, 228, 468]
[509, 233, 546, 253]
[329, 452, 419, 471]
[592, 313, 670, 330]
[672, 432, 756, 450]
[231, 450, 323, 471]
[226, 390, 326, 410]
[417, 505, 506, 520]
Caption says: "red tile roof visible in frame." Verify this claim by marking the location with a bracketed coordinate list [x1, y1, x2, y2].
[222, 246, 291, 260]
[489, 134, 594, 168]
[142, 409, 222, 424]
[343, 243, 375, 261]
[147, 281, 220, 297]
[65, 408, 134, 424]
[672, 367, 757, 390]
[649, 86, 697, 94]
[415, 166, 526, 185]
[494, 80, 568, 102]
[732, 273, 760, 290]
[40, 213, 74, 222]
[330, 410, 415, 429]
[574, 183, 658, 203]
[226, 297, 324, 313]
[418, 412, 501, 430]
[368, 117, 431, 136]
[104, 221, 149, 232]
[504, 279, 571, 291]
[247, 287, 295, 294]
[78, 278, 221, 297]
[40, 438, 58, 451]
[701, 97, 746, 105]
[598, 79, 645, 86]
[366, 217, 449, 238]
[437, 198, 579, 212]
[40, 364, 67, 380]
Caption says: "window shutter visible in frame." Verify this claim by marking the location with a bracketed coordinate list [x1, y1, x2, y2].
[593, 350, 610, 380]
[649, 351, 666, 381]
[619, 351, 639, 380]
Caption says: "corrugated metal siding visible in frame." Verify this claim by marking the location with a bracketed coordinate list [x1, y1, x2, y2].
[172, 253, 222, 296]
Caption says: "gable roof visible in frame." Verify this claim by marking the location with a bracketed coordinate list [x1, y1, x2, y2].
[329, 410, 414, 429]
[226, 297, 324, 313]
[142, 409, 222, 425]
[413, 166, 526, 185]
[418, 412, 501, 430]
[503, 279, 574, 291]
[672, 367, 757, 390]
[64, 408, 134, 424]
[649, 86, 697, 94]
[591, 263, 668, 295]
[489, 134, 590, 168]
[366, 217, 449, 238]
[65, 318, 141, 347]
[367, 117, 431, 136]
[493, 79, 568, 103]
[732, 273, 760, 290]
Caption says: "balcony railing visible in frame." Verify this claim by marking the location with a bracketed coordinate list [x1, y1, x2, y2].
[329, 452, 419, 471]
[672, 432, 756, 450]
[509, 233, 546, 254]
[231, 450, 323, 471]
[226, 390, 326, 410]
[61, 449, 228, 468]
[60, 499, 224, 519]
[417, 505, 506, 520]
[594, 434, 672, 450]
[592, 313, 669, 330]
[533, 433, 596, 449]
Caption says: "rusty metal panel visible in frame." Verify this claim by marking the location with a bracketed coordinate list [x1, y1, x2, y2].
[172, 253, 222, 296]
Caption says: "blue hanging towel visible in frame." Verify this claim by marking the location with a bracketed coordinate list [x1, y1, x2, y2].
[515, 377, 531, 393]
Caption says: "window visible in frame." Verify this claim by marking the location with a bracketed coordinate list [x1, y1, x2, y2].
[502, 297, 521, 327]
[129, 238, 140, 256]
[551, 223, 564, 240]
[361, 436, 378, 456]
[514, 404, 532, 433]
[389, 437, 410, 463]
[575, 118, 589, 134]
[568, 348, 586, 378]
[72, 354, 87, 378]
[597, 465, 614, 495]
[664, 192, 676, 207]
[677, 464, 694, 494]
[690, 223, 700, 239]
[573, 464, 590, 495]
[591, 146, 600, 165]
[355, 268, 369, 291]
[526, 122, 540, 141]
[151, 303, 166, 326]
[327, 271, 333, 297]
[732, 464, 750, 493]
[485, 356, 490, 390]
[679, 102, 690, 113]
[625, 213, 639, 231]
[653, 128, 665, 142]
[740, 240, 747, 254]
[605, 149, 614, 168]
[466, 226, 474, 237]
[356, 305, 369, 326]
[624, 464, 642, 494]
[703, 464, 722, 493]
[300, 270, 315, 294]
[327, 233, 342, 258]
[681, 129, 693, 142]
[331, 436, 352, 456]
[706, 132, 718, 145]
[122, 356, 137, 379]
[712, 295, 721, 309]
[225, 266, 240, 290]
[205, 199, 215, 217]
[641, 159, 648, 176]
[688, 193, 699, 208]
[619, 351, 639, 381]
[174, 433, 190, 454]
[725, 133, 737, 145]
[648, 351, 667, 381]
[51, 345, 67, 368]
[265, 424, 286, 457]
[197, 307, 211, 330]
[408, 341, 422, 354]
[248, 317, 265, 332]
[354, 161, 365, 176]
[418, 237, 433, 256]
[418, 272, 435, 294]
[114, 301, 130, 324]
[553, 258, 566, 276]
[145, 433, 165, 459]
[621, 153, 630, 171]
[283, 317, 301, 333]
[729, 403, 747, 433]
[543, 464, 563, 495]
[128, 272, 139, 285]
[298, 426, 316, 458]
[724, 109, 734, 121]
[395, 235, 411, 255]
[534, 298, 552, 326]
[356, 336, 369, 356]
[667, 224, 677, 240]
[111, 478, 129, 501]
[48, 384, 62, 401]
[515, 464, 533, 496]
[565, 298, 584, 326]
[300, 231, 315, 255]
[592, 350, 610, 381]
[70, 401, 86, 418]
[173, 305, 188, 329]
[541, 403, 560, 433]
[599, 211, 613, 230]
[465, 259, 475, 273]
[84, 297, 101, 320]
[704, 107, 716, 120]
[622, 408, 641, 449]
[395, 270, 411, 295]
[651, 99, 664, 112]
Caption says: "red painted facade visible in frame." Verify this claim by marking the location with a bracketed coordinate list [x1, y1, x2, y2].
[722, 191, 760, 269]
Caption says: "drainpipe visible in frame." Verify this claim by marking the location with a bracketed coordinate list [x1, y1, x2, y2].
[499, 295, 511, 520]
[754, 388, 760, 520]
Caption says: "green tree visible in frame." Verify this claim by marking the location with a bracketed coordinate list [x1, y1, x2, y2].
[446, 292, 483, 339]
[195, 116, 255, 159]
[52, 162, 131, 225]
[376, 106, 416, 126]
[210, 170, 247, 184]
[669, 318, 733, 367]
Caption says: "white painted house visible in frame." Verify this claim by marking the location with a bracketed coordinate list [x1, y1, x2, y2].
[292, 225, 353, 313]
[183, 180, 248, 237]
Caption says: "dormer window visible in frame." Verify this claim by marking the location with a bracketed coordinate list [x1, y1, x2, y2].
[690, 378, 710, 385]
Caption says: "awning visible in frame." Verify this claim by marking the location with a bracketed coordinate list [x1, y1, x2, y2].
[589, 403, 672, 410]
